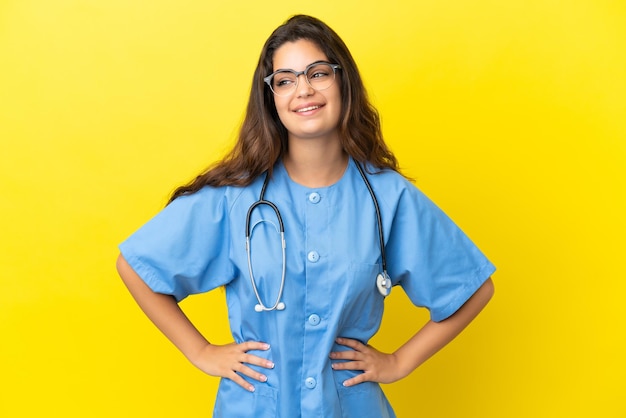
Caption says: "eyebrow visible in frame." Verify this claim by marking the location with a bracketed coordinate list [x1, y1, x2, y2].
[273, 60, 330, 73]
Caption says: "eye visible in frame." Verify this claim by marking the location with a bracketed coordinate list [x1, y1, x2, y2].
[308, 67, 330, 79]
[273, 73, 296, 88]
[310, 71, 329, 79]
[276, 78, 293, 87]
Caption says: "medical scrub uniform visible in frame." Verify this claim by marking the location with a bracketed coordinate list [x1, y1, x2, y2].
[119, 158, 495, 418]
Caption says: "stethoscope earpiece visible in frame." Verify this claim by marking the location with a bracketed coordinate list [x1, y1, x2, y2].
[254, 302, 285, 312]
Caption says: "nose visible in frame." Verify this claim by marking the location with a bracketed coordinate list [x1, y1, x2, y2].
[295, 73, 314, 97]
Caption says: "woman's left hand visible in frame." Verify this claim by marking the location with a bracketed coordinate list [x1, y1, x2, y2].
[329, 337, 407, 387]
[330, 279, 495, 388]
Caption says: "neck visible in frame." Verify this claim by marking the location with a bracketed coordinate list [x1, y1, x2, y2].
[283, 137, 348, 188]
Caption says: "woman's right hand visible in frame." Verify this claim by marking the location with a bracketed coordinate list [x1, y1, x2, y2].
[190, 342, 275, 392]
[117, 255, 274, 393]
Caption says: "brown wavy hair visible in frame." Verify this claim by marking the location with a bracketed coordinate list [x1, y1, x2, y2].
[169, 14, 399, 203]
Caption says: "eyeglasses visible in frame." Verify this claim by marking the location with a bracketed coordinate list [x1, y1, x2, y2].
[264, 61, 341, 96]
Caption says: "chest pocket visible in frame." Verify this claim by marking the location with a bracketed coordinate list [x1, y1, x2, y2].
[337, 262, 385, 336]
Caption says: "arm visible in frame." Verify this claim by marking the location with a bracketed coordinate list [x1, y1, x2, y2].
[116, 254, 274, 392]
[330, 277, 494, 386]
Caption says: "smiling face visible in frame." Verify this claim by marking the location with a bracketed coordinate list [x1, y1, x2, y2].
[270, 39, 342, 143]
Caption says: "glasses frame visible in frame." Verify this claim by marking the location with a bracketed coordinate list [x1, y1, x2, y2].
[264, 61, 341, 96]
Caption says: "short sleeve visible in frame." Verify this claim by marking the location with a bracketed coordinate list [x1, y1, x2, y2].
[385, 183, 496, 322]
[118, 187, 235, 301]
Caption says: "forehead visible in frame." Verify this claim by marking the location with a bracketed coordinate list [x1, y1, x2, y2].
[272, 39, 329, 71]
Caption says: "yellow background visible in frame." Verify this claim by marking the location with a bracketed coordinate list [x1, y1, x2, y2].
[1, 0, 624, 416]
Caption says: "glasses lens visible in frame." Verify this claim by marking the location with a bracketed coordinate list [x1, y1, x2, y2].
[305, 63, 336, 91]
[271, 71, 297, 96]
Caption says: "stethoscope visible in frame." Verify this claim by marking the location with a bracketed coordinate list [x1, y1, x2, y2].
[245, 161, 391, 312]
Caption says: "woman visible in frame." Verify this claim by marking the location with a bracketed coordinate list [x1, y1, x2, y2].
[117, 14, 495, 417]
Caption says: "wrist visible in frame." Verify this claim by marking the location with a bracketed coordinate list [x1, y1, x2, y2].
[186, 341, 212, 367]
[392, 349, 419, 379]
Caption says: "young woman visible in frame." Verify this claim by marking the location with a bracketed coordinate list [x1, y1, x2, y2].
[117, 14, 495, 418]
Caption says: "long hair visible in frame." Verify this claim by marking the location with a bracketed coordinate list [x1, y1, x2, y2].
[169, 15, 399, 203]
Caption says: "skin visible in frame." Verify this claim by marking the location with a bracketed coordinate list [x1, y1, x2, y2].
[273, 40, 347, 187]
[117, 39, 494, 393]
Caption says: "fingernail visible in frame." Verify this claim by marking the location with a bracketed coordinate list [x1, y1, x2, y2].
[267, 361, 275, 369]
[260, 375, 268, 382]
[249, 385, 255, 392]
[263, 343, 270, 350]
[342, 381, 348, 387]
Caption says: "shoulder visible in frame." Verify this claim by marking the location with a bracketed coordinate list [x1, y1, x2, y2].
[358, 164, 454, 229]
[168, 182, 256, 216]
[367, 167, 413, 190]
[359, 164, 424, 210]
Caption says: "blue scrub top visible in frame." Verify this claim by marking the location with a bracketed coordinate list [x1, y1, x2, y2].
[119, 158, 495, 418]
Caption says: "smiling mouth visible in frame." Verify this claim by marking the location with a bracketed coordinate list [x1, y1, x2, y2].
[295, 105, 322, 113]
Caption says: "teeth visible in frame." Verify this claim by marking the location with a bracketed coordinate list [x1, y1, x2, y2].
[296, 105, 320, 112]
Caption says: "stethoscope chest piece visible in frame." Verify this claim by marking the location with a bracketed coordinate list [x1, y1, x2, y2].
[376, 271, 392, 297]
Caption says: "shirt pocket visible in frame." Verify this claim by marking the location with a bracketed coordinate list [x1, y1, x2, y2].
[335, 380, 395, 418]
[214, 378, 277, 418]
[338, 262, 385, 335]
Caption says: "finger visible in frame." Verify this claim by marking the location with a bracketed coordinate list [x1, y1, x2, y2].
[229, 371, 257, 393]
[329, 350, 360, 361]
[241, 353, 275, 370]
[235, 363, 269, 383]
[336, 337, 365, 350]
[239, 341, 271, 352]
[342, 372, 370, 387]
[331, 360, 366, 371]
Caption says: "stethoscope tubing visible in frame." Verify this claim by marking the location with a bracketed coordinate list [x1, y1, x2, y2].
[245, 194, 287, 311]
[245, 161, 390, 312]
[354, 161, 388, 275]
